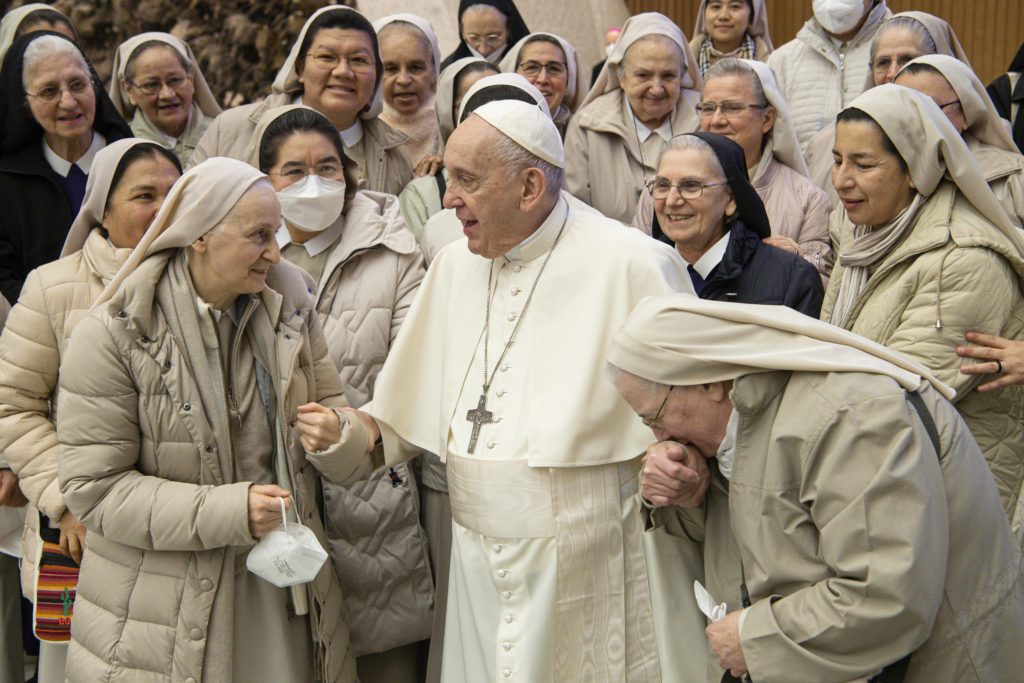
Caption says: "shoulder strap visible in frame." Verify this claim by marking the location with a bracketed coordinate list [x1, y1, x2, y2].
[905, 390, 941, 458]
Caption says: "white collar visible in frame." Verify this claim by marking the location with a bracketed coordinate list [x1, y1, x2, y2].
[340, 119, 363, 147]
[42, 131, 105, 177]
[503, 195, 568, 263]
[632, 109, 673, 144]
[276, 218, 344, 257]
[690, 230, 730, 279]
[716, 409, 740, 480]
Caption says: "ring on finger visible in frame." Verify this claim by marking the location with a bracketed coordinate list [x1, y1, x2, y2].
[996, 359, 1004, 374]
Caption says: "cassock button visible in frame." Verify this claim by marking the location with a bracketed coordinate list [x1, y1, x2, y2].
[503, 668, 512, 677]
[511, 287, 521, 296]
[502, 591, 512, 599]
[492, 544, 502, 554]
[500, 363, 510, 372]
[503, 641, 513, 650]
[504, 614, 514, 623]
[497, 569, 508, 578]
[496, 389, 507, 397]
[513, 265, 523, 273]
[506, 313, 516, 322]
[486, 441, 496, 449]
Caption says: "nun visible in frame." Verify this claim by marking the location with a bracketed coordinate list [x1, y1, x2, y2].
[439, 0, 530, 70]
[690, 0, 773, 78]
[499, 31, 587, 137]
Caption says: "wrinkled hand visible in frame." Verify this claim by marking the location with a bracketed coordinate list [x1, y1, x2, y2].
[414, 154, 443, 178]
[296, 403, 342, 452]
[339, 408, 382, 454]
[957, 332, 1024, 391]
[0, 469, 27, 507]
[641, 441, 709, 508]
[247, 484, 291, 539]
[762, 235, 802, 257]
[707, 610, 747, 678]
[58, 509, 87, 564]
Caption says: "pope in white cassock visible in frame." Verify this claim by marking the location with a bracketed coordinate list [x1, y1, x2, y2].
[363, 99, 693, 682]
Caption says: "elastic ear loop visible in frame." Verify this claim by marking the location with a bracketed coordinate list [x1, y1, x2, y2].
[278, 496, 288, 532]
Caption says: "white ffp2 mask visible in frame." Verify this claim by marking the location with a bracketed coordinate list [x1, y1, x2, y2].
[246, 497, 328, 587]
[812, 0, 868, 36]
[276, 175, 346, 233]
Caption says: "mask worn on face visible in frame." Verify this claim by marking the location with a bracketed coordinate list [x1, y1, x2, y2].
[812, 0, 869, 36]
[469, 43, 507, 64]
[276, 174, 346, 233]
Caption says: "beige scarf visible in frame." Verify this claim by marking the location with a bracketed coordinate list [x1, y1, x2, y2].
[829, 194, 926, 328]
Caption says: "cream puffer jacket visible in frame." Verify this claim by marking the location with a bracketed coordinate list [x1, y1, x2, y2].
[56, 257, 371, 683]
[307, 191, 434, 656]
[766, 2, 891, 154]
[188, 92, 414, 196]
[0, 230, 129, 599]
[822, 181, 1024, 543]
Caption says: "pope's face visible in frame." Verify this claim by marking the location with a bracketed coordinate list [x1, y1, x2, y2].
[442, 116, 531, 259]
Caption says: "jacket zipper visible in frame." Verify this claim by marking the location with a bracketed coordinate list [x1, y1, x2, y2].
[227, 299, 259, 426]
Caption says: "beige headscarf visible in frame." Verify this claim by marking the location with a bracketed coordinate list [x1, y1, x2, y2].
[740, 59, 808, 177]
[580, 12, 702, 110]
[436, 56, 493, 141]
[900, 54, 1019, 154]
[108, 32, 221, 120]
[372, 14, 441, 78]
[272, 5, 384, 120]
[457, 72, 548, 122]
[608, 295, 954, 400]
[863, 11, 970, 91]
[0, 3, 66, 64]
[96, 158, 268, 306]
[499, 32, 588, 115]
[61, 138, 171, 258]
[692, 0, 773, 52]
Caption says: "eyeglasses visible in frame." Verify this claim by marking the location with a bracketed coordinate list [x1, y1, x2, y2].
[129, 73, 190, 96]
[25, 78, 91, 103]
[871, 54, 919, 73]
[517, 60, 567, 79]
[647, 178, 728, 201]
[268, 162, 344, 181]
[696, 101, 767, 118]
[464, 33, 506, 49]
[642, 386, 674, 428]
[305, 51, 375, 74]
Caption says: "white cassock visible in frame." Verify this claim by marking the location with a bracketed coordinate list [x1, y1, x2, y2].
[369, 192, 693, 682]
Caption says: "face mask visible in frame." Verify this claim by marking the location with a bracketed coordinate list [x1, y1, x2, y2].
[812, 0, 868, 36]
[246, 498, 329, 587]
[276, 174, 346, 233]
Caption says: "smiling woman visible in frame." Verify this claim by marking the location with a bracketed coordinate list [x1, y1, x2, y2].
[690, 0, 774, 78]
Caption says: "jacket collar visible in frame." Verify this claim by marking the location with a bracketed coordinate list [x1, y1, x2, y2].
[704, 220, 761, 289]
[730, 370, 790, 417]
[966, 138, 1024, 182]
[576, 89, 702, 165]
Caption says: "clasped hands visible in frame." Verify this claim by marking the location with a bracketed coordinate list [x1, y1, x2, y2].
[295, 403, 380, 455]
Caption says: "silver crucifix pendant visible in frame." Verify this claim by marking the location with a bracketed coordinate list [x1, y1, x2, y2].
[466, 393, 495, 454]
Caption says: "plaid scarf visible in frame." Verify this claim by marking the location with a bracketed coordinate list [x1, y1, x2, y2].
[698, 33, 756, 78]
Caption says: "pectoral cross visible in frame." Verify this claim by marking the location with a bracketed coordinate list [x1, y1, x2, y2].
[466, 393, 495, 454]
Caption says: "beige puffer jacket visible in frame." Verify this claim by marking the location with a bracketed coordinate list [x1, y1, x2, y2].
[56, 257, 371, 683]
[766, 2, 891, 154]
[565, 87, 702, 224]
[306, 191, 434, 656]
[0, 230, 129, 599]
[822, 182, 1024, 541]
[188, 93, 414, 196]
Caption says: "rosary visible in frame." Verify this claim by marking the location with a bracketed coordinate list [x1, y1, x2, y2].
[465, 210, 569, 453]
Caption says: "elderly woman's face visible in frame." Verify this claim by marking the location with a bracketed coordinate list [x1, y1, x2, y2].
[620, 37, 683, 129]
[298, 28, 377, 129]
[895, 69, 967, 134]
[380, 26, 436, 115]
[461, 5, 508, 58]
[189, 183, 282, 302]
[654, 146, 736, 262]
[24, 51, 96, 146]
[871, 27, 928, 85]
[699, 74, 775, 168]
[705, 0, 753, 47]
[832, 120, 916, 226]
[103, 153, 181, 249]
[125, 46, 195, 138]
[516, 40, 569, 114]
[452, 68, 497, 119]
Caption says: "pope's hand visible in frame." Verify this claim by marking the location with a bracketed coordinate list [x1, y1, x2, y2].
[641, 441, 709, 507]
[296, 403, 341, 452]
[247, 484, 291, 539]
[707, 610, 747, 677]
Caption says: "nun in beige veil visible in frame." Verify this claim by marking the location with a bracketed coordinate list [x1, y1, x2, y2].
[607, 295, 1024, 682]
[108, 32, 221, 167]
[564, 12, 703, 224]
[824, 84, 1024, 540]
[500, 31, 587, 136]
[634, 57, 832, 279]
[690, 0, 773, 77]
[0, 138, 180, 683]
[897, 54, 1024, 226]
[55, 158, 379, 683]
[805, 10, 970, 199]
[0, 3, 75, 63]
[374, 14, 444, 174]
[189, 6, 413, 196]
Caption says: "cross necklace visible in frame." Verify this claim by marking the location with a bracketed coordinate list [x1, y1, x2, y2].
[466, 211, 569, 453]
